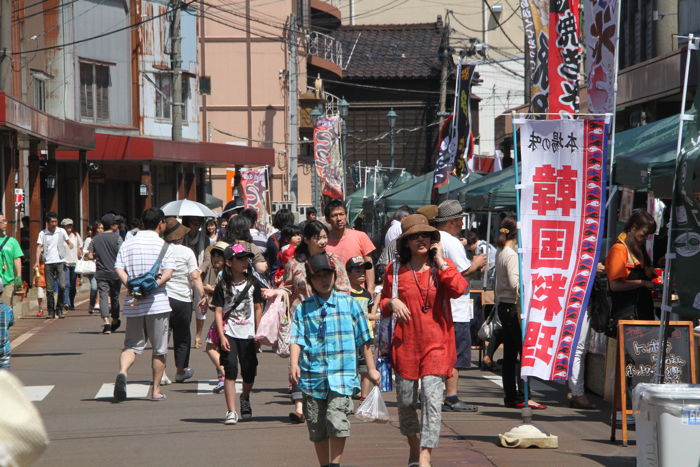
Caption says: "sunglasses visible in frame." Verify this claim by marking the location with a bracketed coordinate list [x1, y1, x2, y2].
[318, 308, 328, 339]
[406, 232, 432, 241]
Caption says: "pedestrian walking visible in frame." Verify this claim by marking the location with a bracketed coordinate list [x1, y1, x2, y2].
[83, 222, 103, 313]
[163, 217, 205, 383]
[240, 208, 267, 254]
[60, 219, 83, 311]
[88, 214, 123, 334]
[35, 212, 74, 319]
[204, 219, 219, 246]
[213, 244, 265, 424]
[289, 253, 380, 467]
[221, 215, 267, 274]
[495, 216, 546, 410]
[0, 213, 24, 307]
[265, 208, 294, 278]
[112, 208, 174, 402]
[33, 260, 46, 317]
[324, 199, 376, 287]
[380, 214, 467, 467]
[283, 220, 351, 423]
[201, 241, 228, 393]
[435, 200, 485, 412]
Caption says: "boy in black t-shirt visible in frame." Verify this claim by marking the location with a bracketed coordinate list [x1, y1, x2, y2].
[346, 256, 380, 399]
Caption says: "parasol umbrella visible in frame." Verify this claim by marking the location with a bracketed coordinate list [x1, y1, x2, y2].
[161, 199, 216, 217]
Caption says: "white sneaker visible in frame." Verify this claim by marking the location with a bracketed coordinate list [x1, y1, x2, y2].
[160, 375, 172, 385]
[212, 379, 225, 394]
[224, 410, 238, 425]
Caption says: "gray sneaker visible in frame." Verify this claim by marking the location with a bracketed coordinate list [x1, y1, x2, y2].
[175, 368, 194, 383]
[224, 410, 238, 425]
[240, 398, 252, 420]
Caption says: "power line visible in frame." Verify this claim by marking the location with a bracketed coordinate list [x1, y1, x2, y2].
[448, 5, 520, 35]
[481, 1, 524, 54]
[12, 0, 197, 55]
[12, 0, 50, 14]
[13, 0, 78, 23]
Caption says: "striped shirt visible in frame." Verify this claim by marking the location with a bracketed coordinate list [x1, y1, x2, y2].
[291, 291, 372, 399]
[114, 230, 175, 317]
[0, 301, 14, 358]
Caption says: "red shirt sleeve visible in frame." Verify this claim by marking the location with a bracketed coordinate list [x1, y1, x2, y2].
[437, 258, 468, 299]
[605, 243, 629, 282]
[380, 262, 395, 316]
[358, 231, 376, 257]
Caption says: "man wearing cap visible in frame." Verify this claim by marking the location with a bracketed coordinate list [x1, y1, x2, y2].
[324, 199, 375, 288]
[0, 213, 24, 307]
[434, 199, 486, 412]
[87, 213, 124, 334]
[60, 219, 83, 311]
[35, 211, 74, 319]
[112, 207, 175, 402]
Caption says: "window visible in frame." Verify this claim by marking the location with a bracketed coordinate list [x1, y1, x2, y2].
[155, 73, 189, 121]
[33, 78, 45, 111]
[80, 62, 110, 122]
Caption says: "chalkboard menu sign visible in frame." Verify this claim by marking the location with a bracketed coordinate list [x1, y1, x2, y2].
[611, 320, 696, 446]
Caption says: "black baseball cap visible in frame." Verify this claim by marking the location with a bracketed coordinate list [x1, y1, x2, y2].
[305, 253, 335, 276]
[345, 256, 372, 271]
[224, 243, 254, 260]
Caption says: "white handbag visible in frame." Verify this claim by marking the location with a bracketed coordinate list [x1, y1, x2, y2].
[75, 258, 96, 275]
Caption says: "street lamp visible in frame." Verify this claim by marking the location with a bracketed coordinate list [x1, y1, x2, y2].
[387, 108, 398, 169]
[311, 107, 323, 127]
[338, 98, 349, 197]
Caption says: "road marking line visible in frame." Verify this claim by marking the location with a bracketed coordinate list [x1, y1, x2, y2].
[95, 383, 151, 400]
[482, 374, 503, 388]
[10, 297, 90, 350]
[23, 385, 54, 402]
[196, 379, 242, 394]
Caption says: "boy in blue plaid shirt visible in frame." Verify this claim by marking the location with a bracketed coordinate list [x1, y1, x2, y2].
[0, 300, 14, 369]
[290, 253, 380, 467]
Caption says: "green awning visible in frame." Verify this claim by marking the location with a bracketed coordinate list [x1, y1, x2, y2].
[379, 171, 474, 211]
[613, 113, 679, 190]
[457, 166, 517, 211]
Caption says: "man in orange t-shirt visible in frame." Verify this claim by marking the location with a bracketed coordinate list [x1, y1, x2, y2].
[324, 199, 376, 288]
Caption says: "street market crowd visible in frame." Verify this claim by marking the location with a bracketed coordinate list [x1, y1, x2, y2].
[0, 197, 669, 467]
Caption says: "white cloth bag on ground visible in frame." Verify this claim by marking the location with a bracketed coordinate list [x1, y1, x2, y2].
[355, 386, 390, 423]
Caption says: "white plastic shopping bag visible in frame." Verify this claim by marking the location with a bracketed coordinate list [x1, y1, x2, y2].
[354, 386, 390, 424]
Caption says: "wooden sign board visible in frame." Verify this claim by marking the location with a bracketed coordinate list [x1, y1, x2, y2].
[610, 320, 696, 446]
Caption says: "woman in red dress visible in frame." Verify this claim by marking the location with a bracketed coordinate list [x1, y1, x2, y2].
[381, 214, 467, 467]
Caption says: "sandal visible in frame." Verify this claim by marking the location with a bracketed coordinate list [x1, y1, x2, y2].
[289, 412, 305, 424]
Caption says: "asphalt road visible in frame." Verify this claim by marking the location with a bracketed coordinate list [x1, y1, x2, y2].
[9, 296, 637, 467]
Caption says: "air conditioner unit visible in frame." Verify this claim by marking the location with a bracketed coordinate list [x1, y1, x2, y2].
[272, 201, 296, 214]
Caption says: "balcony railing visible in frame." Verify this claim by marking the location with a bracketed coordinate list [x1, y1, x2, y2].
[306, 86, 341, 117]
[307, 30, 344, 70]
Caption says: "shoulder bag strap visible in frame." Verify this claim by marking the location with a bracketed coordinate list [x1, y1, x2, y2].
[223, 279, 254, 322]
[148, 241, 170, 276]
[392, 259, 399, 299]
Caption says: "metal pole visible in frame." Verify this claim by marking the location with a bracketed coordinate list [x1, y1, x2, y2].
[287, 15, 299, 203]
[390, 125, 395, 169]
[341, 116, 347, 197]
[171, 0, 183, 141]
[654, 35, 696, 384]
[511, 111, 529, 406]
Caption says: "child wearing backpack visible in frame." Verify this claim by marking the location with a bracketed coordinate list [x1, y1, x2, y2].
[213, 244, 264, 425]
[290, 253, 380, 467]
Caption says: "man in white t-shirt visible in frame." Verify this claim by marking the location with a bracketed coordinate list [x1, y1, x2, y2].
[35, 212, 74, 319]
[435, 200, 485, 412]
[60, 218, 83, 311]
[113, 208, 175, 402]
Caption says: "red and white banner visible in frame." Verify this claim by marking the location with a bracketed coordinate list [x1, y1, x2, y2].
[583, 0, 618, 114]
[313, 116, 344, 199]
[518, 118, 608, 380]
[240, 167, 272, 234]
[548, 0, 581, 117]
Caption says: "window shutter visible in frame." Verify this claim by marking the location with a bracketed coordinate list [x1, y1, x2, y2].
[80, 63, 94, 118]
[95, 65, 110, 121]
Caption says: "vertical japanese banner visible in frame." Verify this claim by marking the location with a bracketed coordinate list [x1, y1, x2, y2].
[240, 167, 272, 234]
[521, 0, 550, 114]
[454, 60, 476, 177]
[313, 116, 344, 199]
[583, 0, 618, 114]
[549, 0, 581, 117]
[519, 118, 608, 380]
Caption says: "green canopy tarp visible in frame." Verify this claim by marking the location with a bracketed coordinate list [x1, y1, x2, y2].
[457, 166, 517, 211]
[613, 112, 680, 193]
[347, 171, 415, 224]
[378, 171, 474, 211]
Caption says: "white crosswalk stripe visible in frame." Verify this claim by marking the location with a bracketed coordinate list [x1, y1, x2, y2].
[196, 379, 242, 394]
[23, 385, 54, 402]
[95, 383, 151, 400]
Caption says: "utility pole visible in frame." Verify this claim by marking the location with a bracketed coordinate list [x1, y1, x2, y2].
[438, 13, 450, 130]
[287, 15, 299, 203]
[0, 0, 11, 93]
[171, 0, 183, 141]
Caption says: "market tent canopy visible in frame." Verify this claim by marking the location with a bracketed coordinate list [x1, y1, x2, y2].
[457, 166, 517, 211]
[378, 170, 475, 211]
[613, 113, 679, 192]
[347, 170, 415, 224]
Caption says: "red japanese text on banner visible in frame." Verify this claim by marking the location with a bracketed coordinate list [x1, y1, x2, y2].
[313, 116, 344, 199]
[519, 118, 608, 380]
[583, 0, 618, 114]
[240, 167, 273, 234]
[548, 0, 581, 117]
